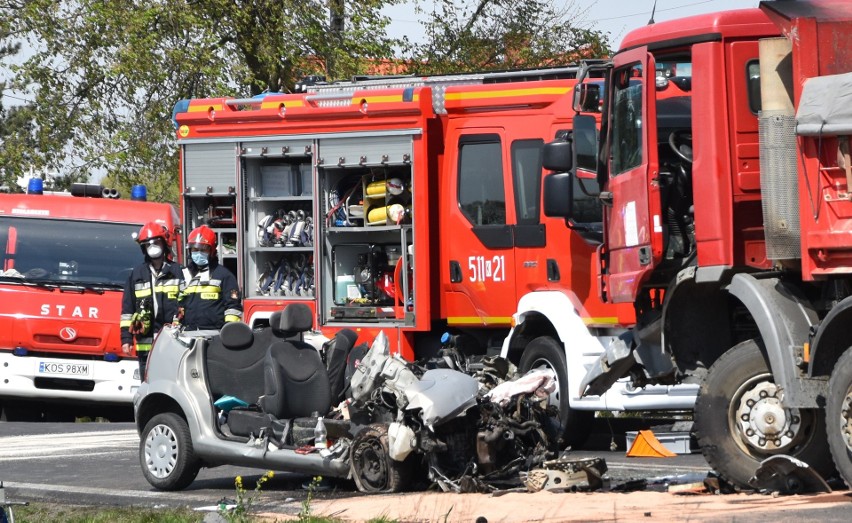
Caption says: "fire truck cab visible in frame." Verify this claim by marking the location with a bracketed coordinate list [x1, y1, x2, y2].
[0, 183, 178, 421]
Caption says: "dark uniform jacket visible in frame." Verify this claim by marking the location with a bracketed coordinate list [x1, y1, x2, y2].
[120, 261, 183, 351]
[180, 260, 242, 330]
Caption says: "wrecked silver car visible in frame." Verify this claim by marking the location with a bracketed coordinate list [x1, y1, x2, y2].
[134, 303, 560, 493]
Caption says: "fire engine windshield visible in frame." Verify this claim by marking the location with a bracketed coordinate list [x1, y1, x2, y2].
[0, 217, 143, 288]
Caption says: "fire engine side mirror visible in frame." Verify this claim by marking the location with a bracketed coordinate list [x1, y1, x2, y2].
[543, 172, 574, 219]
[573, 83, 602, 113]
[572, 114, 599, 174]
[542, 138, 573, 173]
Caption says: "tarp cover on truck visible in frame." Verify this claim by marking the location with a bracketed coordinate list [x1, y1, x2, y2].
[796, 72, 852, 136]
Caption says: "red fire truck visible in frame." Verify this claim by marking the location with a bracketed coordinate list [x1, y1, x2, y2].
[171, 68, 696, 447]
[544, 0, 852, 485]
[0, 183, 178, 421]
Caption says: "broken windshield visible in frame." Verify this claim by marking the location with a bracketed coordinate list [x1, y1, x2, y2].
[0, 217, 143, 288]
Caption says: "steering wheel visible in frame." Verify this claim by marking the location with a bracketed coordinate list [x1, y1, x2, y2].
[668, 129, 694, 163]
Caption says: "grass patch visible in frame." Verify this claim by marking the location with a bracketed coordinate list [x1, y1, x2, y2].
[8, 502, 396, 522]
[10, 503, 203, 522]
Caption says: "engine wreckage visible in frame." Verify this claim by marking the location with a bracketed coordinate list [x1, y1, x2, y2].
[347, 331, 565, 493]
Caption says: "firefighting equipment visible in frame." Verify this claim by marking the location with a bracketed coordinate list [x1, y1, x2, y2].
[258, 210, 313, 248]
[365, 180, 386, 196]
[137, 222, 171, 259]
[129, 298, 152, 335]
[367, 204, 407, 225]
[138, 222, 171, 244]
[188, 224, 217, 251]
[146, 243, 164, 259]
[191, 251, 210, 266]
[386, 177, 405, 195]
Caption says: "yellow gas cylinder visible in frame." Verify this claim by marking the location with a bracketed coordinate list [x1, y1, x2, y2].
[367, 205, 389, 224]
[365, 180, 386, 196]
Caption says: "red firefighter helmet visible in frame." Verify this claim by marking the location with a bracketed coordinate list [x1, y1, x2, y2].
[137, 222, 172, 258]
[138, 222, 170, 244]
[187, 225, 217, 252]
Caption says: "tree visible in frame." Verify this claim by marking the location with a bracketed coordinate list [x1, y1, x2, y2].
[0, 31, 39, 192]
[401, 0, 611, 75]
[0, 0, 611, 202]
[0, 0, 401, 203]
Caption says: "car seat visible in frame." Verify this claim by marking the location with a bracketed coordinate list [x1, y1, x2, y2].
[258, 304, 331, 419]
[324, 329, 359, 406]
[205, 321, 267, 406]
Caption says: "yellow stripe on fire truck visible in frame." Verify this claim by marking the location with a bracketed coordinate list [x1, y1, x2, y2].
[445, 86, 572, 102]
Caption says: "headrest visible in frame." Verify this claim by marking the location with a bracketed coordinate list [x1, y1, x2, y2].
[269, 311, 282, 331]
[220, 321, 253, 350]
[335, 329, 359, 351]
[272, 303, 312, 335]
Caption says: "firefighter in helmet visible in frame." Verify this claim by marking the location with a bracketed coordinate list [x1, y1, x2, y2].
[120, 222, 183, 379]
[175, 224, 242, 330]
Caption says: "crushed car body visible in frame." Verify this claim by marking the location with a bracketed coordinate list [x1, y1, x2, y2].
[134, 303, 561, 493]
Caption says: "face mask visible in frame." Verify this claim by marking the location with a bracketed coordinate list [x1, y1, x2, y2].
[146, 244, 164, 259]
[191, 251, 209, 266]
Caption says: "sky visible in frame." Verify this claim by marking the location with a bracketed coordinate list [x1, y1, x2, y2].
[384, 0, 760, 47]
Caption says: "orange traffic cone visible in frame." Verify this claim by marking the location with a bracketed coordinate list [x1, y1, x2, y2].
[627, 430, 677, 458]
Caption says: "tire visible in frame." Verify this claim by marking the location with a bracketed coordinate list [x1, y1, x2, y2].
[518, 336, 594, 449]
[695, 339, 834, 488]
[826, 346, 852, 487]
[350, 423, 409, 493]
[139, 412, 200, 491]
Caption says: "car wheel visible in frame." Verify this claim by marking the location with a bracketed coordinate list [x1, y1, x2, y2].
[140, 412, 200, 491]
[519, 336, 593, 449]
[350, 424, 408, 493]
[695, 339, 834, 488]
[826, 346, 852, 487]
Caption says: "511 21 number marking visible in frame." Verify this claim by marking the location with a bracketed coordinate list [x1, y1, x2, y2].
[468, 255, 506, 283]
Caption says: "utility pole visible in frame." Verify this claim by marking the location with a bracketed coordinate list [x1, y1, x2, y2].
[328, 0, 345, 79]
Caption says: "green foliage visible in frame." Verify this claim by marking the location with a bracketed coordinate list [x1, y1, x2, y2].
[10, 502, 203, 522]
[0, 1, 402, 203]
[299, 475, 323, 521]
[1, 0, 611, 201]
[223, 470, 274, 523]
[401, 0, 611, 75]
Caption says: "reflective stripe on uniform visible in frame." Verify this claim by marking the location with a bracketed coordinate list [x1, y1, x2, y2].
[136, 343, 152, 352]
[224, 314, 241, 322]
[182, 285, 222, 294]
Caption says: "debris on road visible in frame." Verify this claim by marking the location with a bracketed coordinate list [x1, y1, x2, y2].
[748, 455, 832, 495]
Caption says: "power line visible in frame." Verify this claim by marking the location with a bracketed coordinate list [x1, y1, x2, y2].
[1, 91, 34, 104]
[594, 0, 716, 22]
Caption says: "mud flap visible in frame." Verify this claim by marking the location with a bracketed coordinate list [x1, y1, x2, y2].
[579, 331, 636, 397]
[748, 455, 831, 494]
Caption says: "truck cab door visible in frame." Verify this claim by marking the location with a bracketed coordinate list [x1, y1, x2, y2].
[442, 131, 516, 328]
[602, 47, 662, 303]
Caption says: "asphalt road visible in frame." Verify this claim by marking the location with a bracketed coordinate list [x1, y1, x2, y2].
[2, 419, 849, 521]
[0, 419, 708, 514]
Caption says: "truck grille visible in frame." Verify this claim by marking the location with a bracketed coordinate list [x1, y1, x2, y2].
[34, 377, 96, 392]
[34, 335, 100, 346]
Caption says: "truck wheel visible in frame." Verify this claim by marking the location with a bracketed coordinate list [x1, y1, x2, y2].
[350, 424, 408, 493]
[519, 336, 593, 449]
[826, 346, 852, 487]
[695, 339, 834, 488]
[140, 412, 200, 491]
